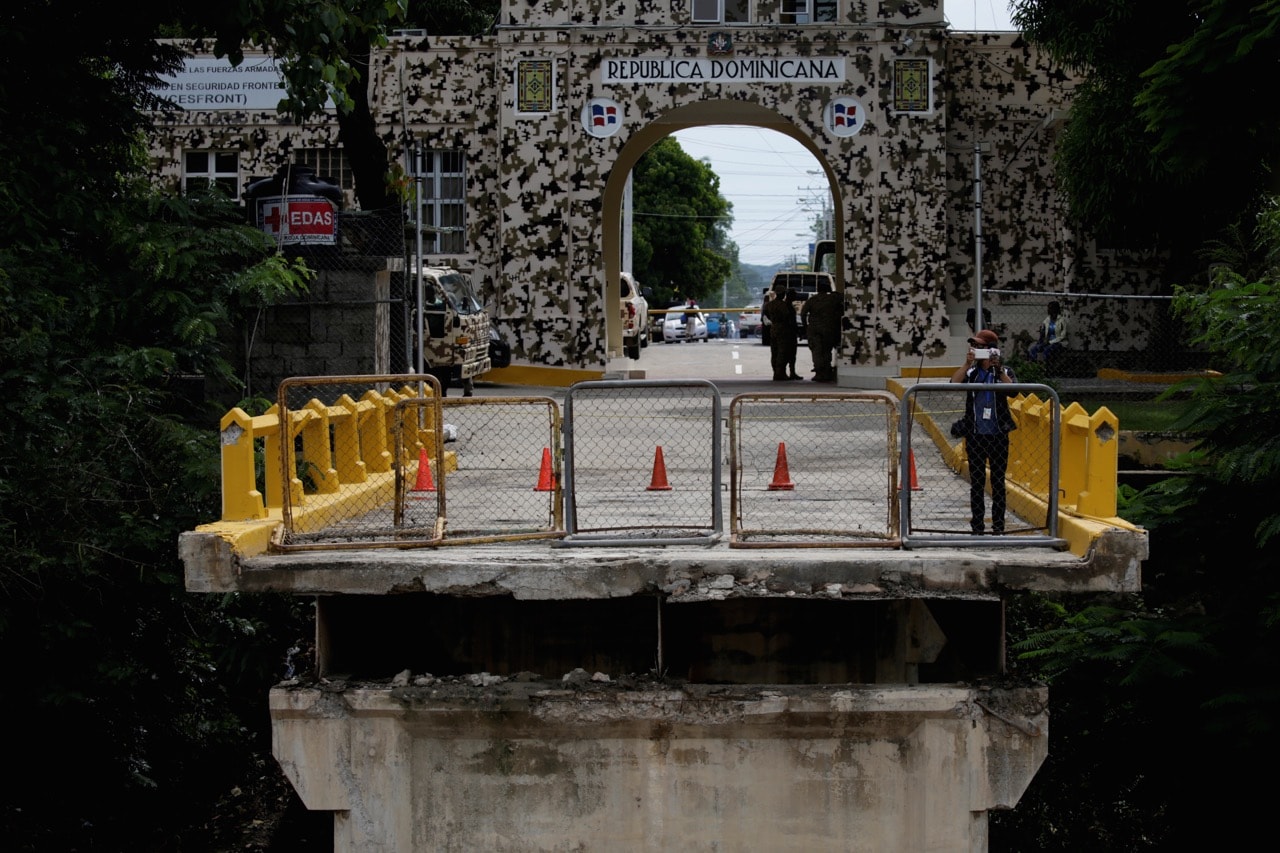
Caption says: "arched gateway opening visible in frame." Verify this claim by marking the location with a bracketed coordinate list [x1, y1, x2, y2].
[601, 101, 845, 364]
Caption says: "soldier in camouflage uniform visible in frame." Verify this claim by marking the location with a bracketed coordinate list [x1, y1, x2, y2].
[801, 280, 843, 383]
[763, 288, 801, 381]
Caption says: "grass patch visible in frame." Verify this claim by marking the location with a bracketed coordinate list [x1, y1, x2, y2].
[1064, 397, 1196, 432]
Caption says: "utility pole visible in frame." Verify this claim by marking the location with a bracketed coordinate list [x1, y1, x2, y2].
[972, 142, 991, 332]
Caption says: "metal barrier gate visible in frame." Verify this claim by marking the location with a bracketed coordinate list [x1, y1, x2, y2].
[900, 383, 1067, 549]
[561, 379, 722, 545]
[424, 396, 564, 544]
[729, 392, 901, 547]
[256, 376, 1083, 551]
[276, 375, 445, 550]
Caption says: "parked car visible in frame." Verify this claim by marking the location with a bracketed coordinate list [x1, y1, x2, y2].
[738, 305, 762, 337]
[662, 304, 708, 342]
[488, 326, 511, 369]
[619, 272, 649, 360]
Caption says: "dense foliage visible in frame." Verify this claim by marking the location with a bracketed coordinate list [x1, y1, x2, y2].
[997, 12, 1280, 846]
[1012, 0, 1280, 263]
[190, 0, 498, 210]
[631, 137, 735, 307]
[1, 1, 315, 847]
[992, 201, 1280, 849]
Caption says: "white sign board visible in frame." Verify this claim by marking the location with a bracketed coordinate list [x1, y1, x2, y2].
[151, 56, 289, 111]
[602, 57, 846, 84]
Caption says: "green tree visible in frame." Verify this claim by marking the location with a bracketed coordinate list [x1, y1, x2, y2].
[192, 0, 498, 210]
[191, 1, 409, 210]
[1, 1, 313, 847]
[632, 137, 734, 307]
[1012, 0, 1280, 264]
[992, 200, 1280, 850]
[408, 0, 499, 34]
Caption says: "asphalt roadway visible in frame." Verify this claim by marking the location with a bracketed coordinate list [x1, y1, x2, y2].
[634, 333, 781, 383]
[476, 334, 810, 396]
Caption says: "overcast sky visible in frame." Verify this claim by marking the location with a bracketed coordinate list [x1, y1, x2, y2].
[671, 2, 1016, 267]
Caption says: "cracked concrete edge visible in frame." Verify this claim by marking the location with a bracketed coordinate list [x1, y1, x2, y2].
[179, 525, 1141, 597]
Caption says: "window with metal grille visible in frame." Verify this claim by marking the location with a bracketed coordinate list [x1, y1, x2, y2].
[419, 149, 466, 254]
[183, 151, 239, 196]
[294, 148, 355, 191]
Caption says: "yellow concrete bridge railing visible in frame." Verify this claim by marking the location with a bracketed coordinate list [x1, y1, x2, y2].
[208, 376, 1138, 558]
[215, 382, 455, 548]
[890, 372, 1139, 555]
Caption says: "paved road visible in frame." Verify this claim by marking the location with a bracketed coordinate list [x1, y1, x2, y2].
[633, 334, 786, 382]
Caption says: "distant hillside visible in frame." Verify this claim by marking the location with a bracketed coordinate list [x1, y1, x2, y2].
[740, 262, 783, 301]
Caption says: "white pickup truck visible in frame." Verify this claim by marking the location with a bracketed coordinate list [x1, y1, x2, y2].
[620, 272, 649, 360]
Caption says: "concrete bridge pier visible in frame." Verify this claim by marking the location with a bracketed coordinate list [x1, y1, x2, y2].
[271, 682, 1047, 851]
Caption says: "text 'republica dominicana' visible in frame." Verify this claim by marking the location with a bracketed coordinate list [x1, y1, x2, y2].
[602, 57, 846, 84]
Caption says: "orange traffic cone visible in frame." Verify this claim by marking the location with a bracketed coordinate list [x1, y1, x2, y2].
[899, 449, 922, 491]
[410, 447, 436, 497]
[767, 442, 795, 491]
[534, 447, 556, 492]
[646, 446, 672, 491]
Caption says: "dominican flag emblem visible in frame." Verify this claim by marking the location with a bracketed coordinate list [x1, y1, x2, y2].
[591, 103, 617, 128]
[826, 97, 867, 137]
[582, 97, 623, 138]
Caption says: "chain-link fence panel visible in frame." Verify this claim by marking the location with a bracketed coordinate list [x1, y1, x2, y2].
[977, 290, 1208, 377]
[562, 380, 722, 545]
[427, 397, 564, 544]
[900, 383, 1066, 549]
[240, 207, 413, 402]
[728, 393, 900, 548]
[276, 375, 444, 550]
[389, 396, 450, 545]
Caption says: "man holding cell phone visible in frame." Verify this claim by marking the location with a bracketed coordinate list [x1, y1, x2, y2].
[951, 329, 1017, 535]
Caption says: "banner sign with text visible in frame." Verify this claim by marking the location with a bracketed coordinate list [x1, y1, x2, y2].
[151, 56, 292, 111]
[602, 57, 846, 84]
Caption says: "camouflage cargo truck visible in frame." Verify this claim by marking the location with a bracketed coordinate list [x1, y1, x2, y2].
[417, 266, 491, 396]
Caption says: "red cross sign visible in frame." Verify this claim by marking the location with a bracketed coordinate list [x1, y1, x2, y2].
[256, 196, 338, 245]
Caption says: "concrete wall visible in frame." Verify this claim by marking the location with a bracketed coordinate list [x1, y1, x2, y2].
[273, 683, 1047, 852]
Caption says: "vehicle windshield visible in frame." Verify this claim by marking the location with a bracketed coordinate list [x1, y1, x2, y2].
[436, 271, 483, 315]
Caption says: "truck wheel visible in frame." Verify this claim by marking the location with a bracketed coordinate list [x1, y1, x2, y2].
[625, 341, 640, 360]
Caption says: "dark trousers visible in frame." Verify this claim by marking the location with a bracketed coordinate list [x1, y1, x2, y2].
[771, 333, 798, 379]
[965, 432, 1008, 533]
[808, 329, 837, 379]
